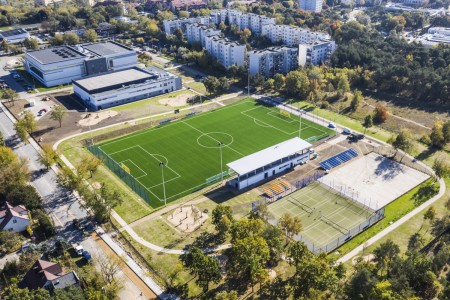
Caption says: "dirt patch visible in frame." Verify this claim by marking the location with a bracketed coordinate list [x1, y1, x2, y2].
[79, 111, 119, 127]
[158, 94, 192, 107]
[268, 269, 277, 280]
[352, 254, 375, 265]
[167, 205, 208, 233]
[92, 182, 102, 189]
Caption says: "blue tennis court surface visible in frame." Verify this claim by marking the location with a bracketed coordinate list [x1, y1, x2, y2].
[320, 149, 358, 170]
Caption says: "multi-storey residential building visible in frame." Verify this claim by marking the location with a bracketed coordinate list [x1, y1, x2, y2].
[299, 0, 323, 13]
[298, 39, 336, 66]
[403, 0, 425, 6]
[163, 17, 210, 35]
[248, 46, 299, 78]
[261, 24, 331, 47]
[186, 23, 221, 47]
[204, 35, 246, 68]
[170, 0, 208, 11]
[209, 10, 276, 36]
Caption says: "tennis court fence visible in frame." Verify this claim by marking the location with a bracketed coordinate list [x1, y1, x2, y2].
[295, 207, 385, 254]
[87, 145, 151, 204]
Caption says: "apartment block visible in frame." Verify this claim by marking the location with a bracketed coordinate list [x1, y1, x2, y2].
[261, 24, 331, 47]
[204, 35, 246, 68]
[248, 46, 299, 78]
[186, 23, 221, 47]
[299, 0, 323, 13]
[163, 17, 210, 35]
[210, 10, 276, 36]
[298, 39, 336, 66]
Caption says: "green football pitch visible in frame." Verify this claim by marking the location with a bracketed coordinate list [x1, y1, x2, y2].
[97, 99, 334, 208]
[267, 182, 374, 251]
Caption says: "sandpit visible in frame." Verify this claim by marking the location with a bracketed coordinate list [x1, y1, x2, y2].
[167, 205, 208, 233]
[158, 94, 192, 107]
[79, 111, 118, 127]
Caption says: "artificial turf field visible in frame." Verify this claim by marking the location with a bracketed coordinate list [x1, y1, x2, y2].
[267, 182, 374, 251]
[97, 99, 334, 208]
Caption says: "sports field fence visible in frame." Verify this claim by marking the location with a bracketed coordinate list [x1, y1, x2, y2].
[87, 145, 152, 204]
[294, 207, 385, 254]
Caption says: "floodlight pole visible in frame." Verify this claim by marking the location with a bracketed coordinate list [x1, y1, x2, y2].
[160, 162, 167, 207]
[219, 142, 223, 180]
[298, 102, 302, 139]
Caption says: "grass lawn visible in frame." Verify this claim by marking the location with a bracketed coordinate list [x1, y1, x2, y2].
[184, 81, 207, 94]
[95, 99, 334, 208]
[328, 177, 439, 261]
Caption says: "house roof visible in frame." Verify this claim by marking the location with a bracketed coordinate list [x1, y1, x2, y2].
[0, 202, 29, 230]
[227, 137, 311, 175]
[50, 271, 80, 289]
[19, 259, 66, 290]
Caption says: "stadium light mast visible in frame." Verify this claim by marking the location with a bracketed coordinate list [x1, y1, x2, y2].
[160, 162, 167, 207]
[298, 102, 302, 139]
[219, 142, 224, 180]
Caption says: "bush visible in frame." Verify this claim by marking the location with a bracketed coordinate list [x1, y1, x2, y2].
[0, 231, 22, 253]
[420, 134, 432, 145]
[320, 101, 330, 109]
[6, 185, 42, 210]
[32, 209, 55, 239]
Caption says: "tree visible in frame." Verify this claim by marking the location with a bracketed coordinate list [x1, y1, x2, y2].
[423, 206, 436, 226]
[284, 70, 310, 99]
[63, 32, 80, 45]
[50, 105, 67, 128]
[212, 205, 233, 238]
[96, 255, 123, 286]
[0, 147, 29, 194]
[14, 111, 37, 144]
[373, 104, 388, 124]
[350, 89, 362, 111]
[373, 239, 400, 278]
[6, 185, 41, 210]
[0, 230, 22, 253]
[345, 268, 378, 300]
[23, 37, 39, 50]
[2, 88, 18, 107]
[429, 119, 446, 149]
[53, 285, 86, 300]
[81, 183, 124, 222]
[50, 34, 65, 46]
[181, 246, 221, 291]
[254, 201, 271, 221]
[362, 114, 373, 134]
[278, 213, 302, 243]
[4, 286, 50, 300]
[443, 120, 450, 144]
[215, 290, 239, 300]
[38, 144, 59, 170]
[203, 76, 220, 96]
[408, 232, 425, 252]
[273, 73, 285, 90]
[218, 77, 230, 93]
[0, 131, 4, 147]
[391, 129, 414, 160]
[178, 10, 190, 18]
[337, 74, 350, 96]
[432, 157, 450, 181]
[83, 29, 98, 42]
[78, 154, 102, 178]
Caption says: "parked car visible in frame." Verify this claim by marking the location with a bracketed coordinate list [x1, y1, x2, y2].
[328, 122, 336, 129]
[82, 250, 92, 263]
[342, 128, 351, 134]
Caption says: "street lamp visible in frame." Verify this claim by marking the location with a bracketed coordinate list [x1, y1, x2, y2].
[219, 142, 223, 180]
[160, 162, 167, 207]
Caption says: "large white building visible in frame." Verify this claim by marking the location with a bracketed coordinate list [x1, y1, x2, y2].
[210, 9, 276, 36]
[428, 27, 450, 36]
[204, 35, 246, 68]
[298, 39, 336, 66]
[227, 137, 312, 190]
[299, 0, 323, 13]
[0, 28, 30, 44]
[403, 0, 425, 6]
[249, 46, 299, 78]
[163, 17, 210, 35]
[73, 67, 182, 111]
[185, 23, 221, 47]
[35, 0, 63, 6]
[261, 24, 331, 47]
[25, 41, 137, 87]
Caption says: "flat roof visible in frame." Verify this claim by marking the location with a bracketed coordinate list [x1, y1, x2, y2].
[26, 46, 86, 64]
[74, 67, 159, 92]
[0, 28, 27, 37]
[81, 41, 134, 56]
[227, 137, 311, 175]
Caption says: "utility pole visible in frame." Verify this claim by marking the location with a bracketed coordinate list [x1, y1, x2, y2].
[160, 162, 167, 207]
[219, 142, 223, 180]
[298, 102, 302, 139]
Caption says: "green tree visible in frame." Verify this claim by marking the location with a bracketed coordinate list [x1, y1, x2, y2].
[215, 290, 239, 300]
[181, 246, 221, 291]
[203, 76, 220, 96]
[178, 10, 190, 18]
[443, 120, 450, 144]
[337, 74, 350, 96]
[362, 114, 373, 134]
[345, 268, 378, 300]
[38, 144, 59, 170]
[50, 34, 65, 46]
[63, 32, 80, 45]
[2, 88, 18, 107]
[278, 213, 302, 243]
[14, 111, 37, 143]
[218, 77, 230, 93]
[408, 232, 425, 252]
[212, 205, 233, 238]
[78, 154, 102, 178]
[350, 89, 362, 111]
[432, 157, 450, 181]
[4, 286, 50, 300]
[392, 129, 414, 160]
[0, 131, 4, 147]
[83, 29, 98, 42]
[0, 230, 22, 253]
[284, 70, 310, 99]
[273, 73, 285, 90]
[430, 119, 446, 149]
[50, 105, 67, 128]
[23, 37, 39, 50]
[0, 147, 29, 194]
[373, 239, 400, 278]
[6, 185, 42, 210]
[53, 285, 86, 300]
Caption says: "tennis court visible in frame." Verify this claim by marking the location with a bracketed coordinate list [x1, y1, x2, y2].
[267, 182, 374, 250]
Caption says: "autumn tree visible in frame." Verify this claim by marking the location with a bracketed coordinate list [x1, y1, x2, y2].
[2, 88, 18, 107]
[38, 144, 59, 170]
[373, 104, 388, 124]
[14, 111, 37, 143]
[0, 146, 29, 194]
[284, 70, 310, 99]
[430, 119, 446, 149]
[83, 29, 98, 42]
[278, 213, 302, 243]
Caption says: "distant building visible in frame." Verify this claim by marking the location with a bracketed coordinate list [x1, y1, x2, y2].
[186, 23, 221, 47]
[299, 0, 323, 13]
[163, 17, 210, 35]
[112, 16, 139, 24]
[0, 202, 30, 233]
[210, 10, 276, 36]
[170, 0, 208, 12]
[417, 28, 450, 47]
[73, 67, 182, 110]
[0, 28, 30, 44]
[19, 260, 80, 291]
[403, 0, 425, 6]
[248, 46, 299, 78]
[96, 22, 116, 36]
[35, 0, 63, 6]
[298, 39, 336, 66]
[204, 35, 246, 68]
[428, 27, 450, 36]
[25, 41, 137, 87]
[261, 24, 330, 47]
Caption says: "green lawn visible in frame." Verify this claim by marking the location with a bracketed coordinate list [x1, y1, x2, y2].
[94, 99, 334, 208]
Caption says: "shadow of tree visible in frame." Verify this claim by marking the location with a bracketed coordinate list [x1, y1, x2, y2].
[413, 183, 439, 206]
[416, 147, 438, 161]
